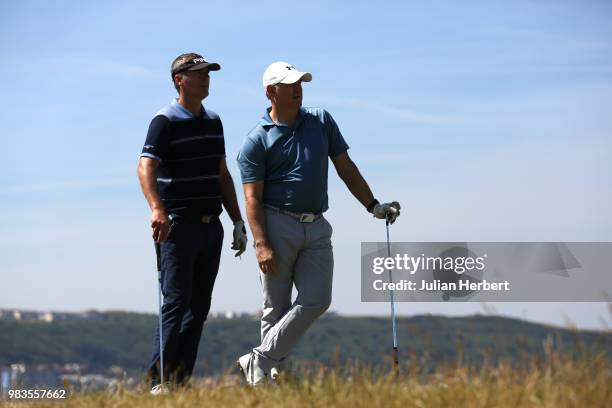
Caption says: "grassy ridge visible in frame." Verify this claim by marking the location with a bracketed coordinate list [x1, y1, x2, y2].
[1, 312, 610, 376]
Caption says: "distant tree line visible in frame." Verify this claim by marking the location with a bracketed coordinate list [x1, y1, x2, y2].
[1, 313, 609, 377]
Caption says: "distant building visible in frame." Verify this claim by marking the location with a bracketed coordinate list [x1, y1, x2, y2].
[38, 312, 54, 323]
[0, 308, 268, 323]
[10, 364, 26, 388]
[0, 309, 104, 322]
[1, 366, 10, 397]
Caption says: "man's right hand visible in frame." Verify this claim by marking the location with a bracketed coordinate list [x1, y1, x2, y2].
[255, 242, 277, 274]
[151, 209, 170, 243]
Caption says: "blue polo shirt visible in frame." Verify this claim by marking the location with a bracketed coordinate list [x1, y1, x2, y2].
[237, 107, 349, 213]
[140, 99, 226, 216]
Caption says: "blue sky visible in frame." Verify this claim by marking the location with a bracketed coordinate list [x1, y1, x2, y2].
[1, 1, 611, 329]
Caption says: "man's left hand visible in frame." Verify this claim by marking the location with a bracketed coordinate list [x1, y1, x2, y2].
[232, 220, 248, 257]
[372, 201, 401, 224]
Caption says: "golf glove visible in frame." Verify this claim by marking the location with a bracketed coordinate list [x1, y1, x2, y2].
[232, 220, 248, 257]
[372, 201, 401, 224]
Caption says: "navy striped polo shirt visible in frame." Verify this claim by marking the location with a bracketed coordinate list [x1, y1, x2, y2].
[140, 99, 225, 216]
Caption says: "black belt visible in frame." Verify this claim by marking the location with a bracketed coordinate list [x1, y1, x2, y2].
[169, 214, 218, 224]
[264, 205, 322, 223]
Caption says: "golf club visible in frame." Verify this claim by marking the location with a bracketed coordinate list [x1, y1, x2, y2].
[386, 216, 399, 379]
[155, 242, 165, 390]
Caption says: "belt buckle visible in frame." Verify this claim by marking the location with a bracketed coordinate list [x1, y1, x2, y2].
[299, 213, 315, 223]
[200, 215, 212, 224]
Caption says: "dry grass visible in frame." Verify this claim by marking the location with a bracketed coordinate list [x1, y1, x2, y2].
[3, 352, 610, 408]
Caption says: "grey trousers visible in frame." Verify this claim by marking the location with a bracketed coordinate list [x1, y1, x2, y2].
[253, 208, 334, 370]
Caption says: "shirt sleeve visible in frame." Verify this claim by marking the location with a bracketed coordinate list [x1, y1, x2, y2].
[237, 136, 266, 183]
[218, 118, 227, 158]
[323, 110, 349, 158]
[140, 115, 170, 162]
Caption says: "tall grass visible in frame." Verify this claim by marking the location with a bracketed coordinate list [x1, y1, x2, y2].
[4, 350, 609, 408]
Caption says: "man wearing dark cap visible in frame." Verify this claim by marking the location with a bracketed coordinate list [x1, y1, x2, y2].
[138, 53, 247, 393]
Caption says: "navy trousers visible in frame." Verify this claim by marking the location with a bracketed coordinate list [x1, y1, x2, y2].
[147, 215, 223, 385]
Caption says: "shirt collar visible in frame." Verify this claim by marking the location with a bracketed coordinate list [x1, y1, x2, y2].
[261, 107, 305, 129]
[171, 98, 208, 119]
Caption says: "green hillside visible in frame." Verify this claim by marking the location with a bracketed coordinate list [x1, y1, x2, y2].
[0, 313, 609, 377]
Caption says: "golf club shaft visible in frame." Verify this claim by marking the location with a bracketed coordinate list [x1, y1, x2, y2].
[155, 242, 164, 388]
[386, 219, 399, 378]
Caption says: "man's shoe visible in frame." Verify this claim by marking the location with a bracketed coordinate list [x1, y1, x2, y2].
[150, 384, 169, 395]
[237, 352, 268, 386]
[270, 357, 290, 382]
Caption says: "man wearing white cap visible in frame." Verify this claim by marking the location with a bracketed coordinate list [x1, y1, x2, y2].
[236, 61, 400, 385]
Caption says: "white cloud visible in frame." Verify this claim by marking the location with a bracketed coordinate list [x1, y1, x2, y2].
[312, 94, 462, 125]
[40, 55, 163, 79]
[0, 178, 134, 194]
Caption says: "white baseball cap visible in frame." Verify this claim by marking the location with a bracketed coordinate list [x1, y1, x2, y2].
[262, 61, 312, 88]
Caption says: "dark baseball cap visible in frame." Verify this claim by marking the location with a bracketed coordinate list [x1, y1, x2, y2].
[171, 53, 221, 79]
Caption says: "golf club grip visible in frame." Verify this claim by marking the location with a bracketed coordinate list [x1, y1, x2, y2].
[155, 242, 161, 273]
